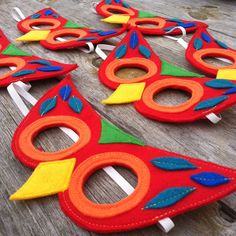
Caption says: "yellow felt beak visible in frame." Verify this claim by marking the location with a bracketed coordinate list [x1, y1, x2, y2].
[102, 83, 146, 105]
[101, 15, 130, 24]
[16, 30, 50, 41]
[217, 69, 236, 80]
[10, 158, 76, 200]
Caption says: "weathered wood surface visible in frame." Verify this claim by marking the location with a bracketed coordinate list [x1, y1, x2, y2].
[0, 0, 236, 235]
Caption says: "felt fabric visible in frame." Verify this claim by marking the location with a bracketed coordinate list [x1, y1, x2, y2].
[16, 8, 127, 50]
[0, 29, 77, 87]
[96, 0, 207, 35]
[11, 75, 236, 233]
[98, 29, 236, 123]
[217, 69, 236, 80]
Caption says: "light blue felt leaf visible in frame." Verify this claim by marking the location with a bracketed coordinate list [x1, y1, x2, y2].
[151, 157, 197, 170]
[31, 13, 41, 19]
[191, 172, 230, 187]
[194, 96, 228, 111]
[115, 44, 127, 59]
[130, 31, 138, 49]
[68, 96, 83, 113]
[77, 37, 98, 41]
[28, 60, 51, 66]
[105, 0, 112, 4]
[177, 22, 196, 28]
[193, 38, 203, 50]
[122, 2, 130, 8]
[144, 187, 195, 209]
[59, 85, 72, 101]
[205, 79, 236, 89]
[98, 30, 116, 36]
[163, 27, 175, 32]
[224, 87, 236, 95]
[52, 14, 59, 18]
[167, 18, 183, 23]
[12, 70, 36, 77]
[201, 32, 211, 43]
[139, 45, 151, 59]
[37, 66, 63, 72]
[215, 39, 228, 49]
[40, 96, 57, 116]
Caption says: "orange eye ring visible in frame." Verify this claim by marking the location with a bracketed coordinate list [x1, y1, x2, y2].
[100, 5, 136, 17]
[128, 18, 166, 30]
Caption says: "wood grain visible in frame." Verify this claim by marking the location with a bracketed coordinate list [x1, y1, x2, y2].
[0, 0, 235, 235]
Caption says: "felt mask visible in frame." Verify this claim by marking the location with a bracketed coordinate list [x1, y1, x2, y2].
[16, 8, 127, 50]
[0, 29, 77, 87]
[98, 29, 236, 123]
[96, 0, 207, 35]
[10, 75, 236, 233]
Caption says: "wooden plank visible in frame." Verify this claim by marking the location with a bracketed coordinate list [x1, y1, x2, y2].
[0, 0, 235, 235]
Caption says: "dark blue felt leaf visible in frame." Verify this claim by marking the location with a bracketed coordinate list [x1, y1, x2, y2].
[205, 79, 236, 89]
[115, 44, 127, 59]
[122, 2, 130, 8]
[44, 9, 53, 16]
[193, 38, 203, 50]
[224, 87, 236, 95]
[139, 45, 151, 59]
[115, 0, 121, 3]
[151, 157, 197, 171]
[105, 0, 112, 4]
[31, 13, 41, 19]
[201, 32, 211, 43]
[77, 37, 98, 41]
[68, 96, 83, 113]
[37, 66, 63, 72]
[130, 31, 138, 49]
[177, 22, 197, 28]
[40, 96, 57, 116]
[215, 39, 228, 49]
[98, 30, 117, 36]
[59, 85, 72, 101]
[12, 70, 36, 77]
[191, 172, 230, 187]
[90, 29, 102, 33]
[28, 60, 51, 66]
[144, 187, 195, 209]
[167, 18, 183, 23]
[194, 96, 228, 111]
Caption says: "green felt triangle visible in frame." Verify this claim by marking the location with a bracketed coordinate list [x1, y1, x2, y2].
[64, 20, 86, 28]
[2, 44, 32, 56]
[99, 120, 145, 146]
[161, 59, 204, 78]
[138, 10, 157, 18]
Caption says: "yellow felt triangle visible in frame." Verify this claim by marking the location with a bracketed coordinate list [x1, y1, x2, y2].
[217, 69, 236, 81]
[16, 30, 50, 41]
[10, 158, 76, 200]
[102, 82, 145, 105]
[101, 15, 130, 24]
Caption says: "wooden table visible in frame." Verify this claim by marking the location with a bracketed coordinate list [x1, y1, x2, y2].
[0, 0, 235, 235]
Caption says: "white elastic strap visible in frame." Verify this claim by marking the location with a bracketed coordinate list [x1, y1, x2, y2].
[157, 218, 175, 233]
[95, 44, 116, 60]
[206, 113, 222, 124]
[79, 42, 95, 54]
[11, 7, 25, 22]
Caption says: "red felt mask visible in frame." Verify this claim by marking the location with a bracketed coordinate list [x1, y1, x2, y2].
[98, 29, 236, 123]
[16, 8, 127, 50]
[0, 29, 77, 87]
[96, 0, 207, 35]
[11, 75, 236, 233]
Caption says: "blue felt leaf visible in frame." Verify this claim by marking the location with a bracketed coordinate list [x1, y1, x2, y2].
[139, 45, 151, 59]
[201, 32, 211, 43]
[167, 18, 183, 23]
[77, 37, 98, 41]
[59, 85, 72, 101]
[98, 30, 117, 36]
[115, 0, 121, 3]
[44, 9, 53, 16]
[40, 96, 57, 116]
[52, 14, 59, 18]
[193, 38, 203, 50]
[144, 187, 195, 209]
[115, 44, 127, 59]
[194, 96, 228, 111]
[105, 0, 112, 4]
[205, 79, 236, 89]
[177, 22, 197, 28]
[122, 2, 130, 8]
[90, 29, 102, 33]
[215, 39, 228, 49]
[191, 172, 230, 187]
[28, 60, 51, 66]
[12, 70, 36, 77]
[31, 13, 41, 19]
[151, 157, 197, 171]
[68, 96, 83, 113]
[37, 66, 63, 72]
[163, 26, 175, 32]
[130, 31, 138, 49]
[224, 87, 236, 95]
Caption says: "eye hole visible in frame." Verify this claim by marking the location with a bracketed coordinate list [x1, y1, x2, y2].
[115, 67, 147, 80]
[0, 66, 13, 77]
[136, 21, 160, 28]
[203, 56, 233, 68]
[30, 23, 55, 29]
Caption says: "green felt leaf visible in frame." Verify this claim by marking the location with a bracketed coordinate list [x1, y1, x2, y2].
[2, 44, 32, 56]
[64, 20, 86, 29]
[161, 59, 204, 78]
[138, 10, 156, 18]
[99, 120, 144, 146]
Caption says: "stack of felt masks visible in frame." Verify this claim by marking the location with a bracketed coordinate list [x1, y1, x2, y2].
[3, 0, 236, 234]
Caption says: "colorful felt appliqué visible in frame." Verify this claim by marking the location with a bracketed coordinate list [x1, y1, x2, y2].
[11, 75, 236, 233]
[98, 29, 236, 123]
[0, 29, 77, 87]
[16, 8, 127, 50]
